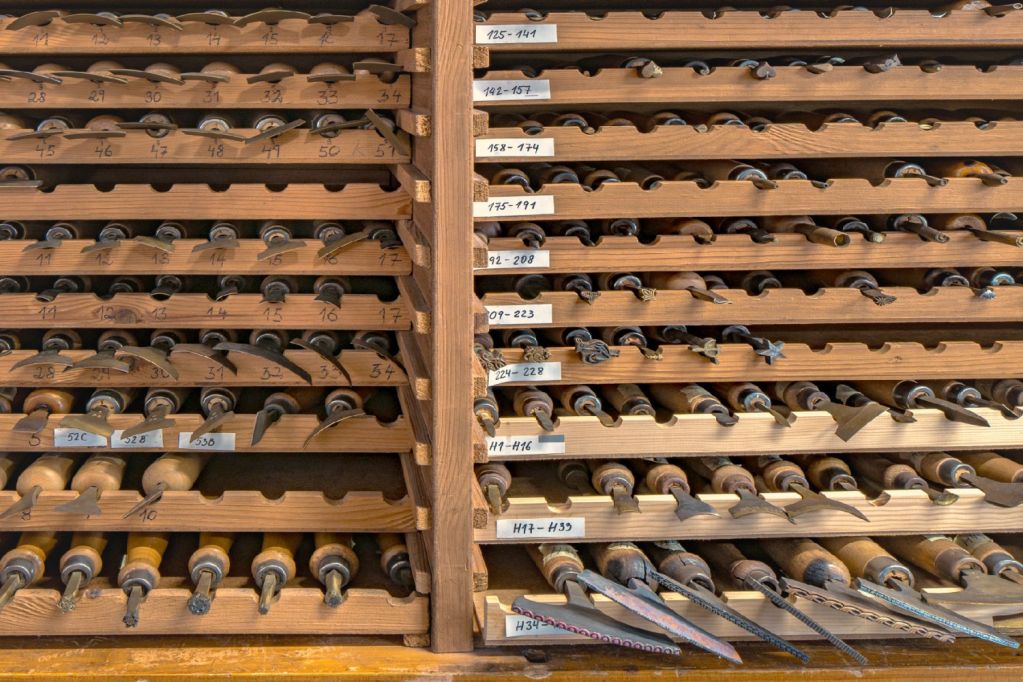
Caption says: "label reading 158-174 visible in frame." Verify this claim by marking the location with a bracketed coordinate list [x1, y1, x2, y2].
[475, 138, 555, 159]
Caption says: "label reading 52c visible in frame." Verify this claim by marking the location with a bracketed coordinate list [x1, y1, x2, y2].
[488, 362, 561, 386]
[496, 517, 585, 540]
[475, 24, 558, 45]
[53, 428, 107, 448]
[473, 79, 551, 102]
[505, 614, 573, 638]
[111, 429, 164, 449]
[484, 250, 550, 270]
[485, 304, 552, 326]
[178, 432, 236, 451]
[475, 138, 555, 159]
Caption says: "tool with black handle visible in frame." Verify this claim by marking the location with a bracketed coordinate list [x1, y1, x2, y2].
[775, 381, 887, 441]
[13, 388, 74, 434]
[631, 459, 717, 521]
[510, 544, 681, 654]
[894, 451, 1023, 507]
[303, 388, 366, 447]
[476, 463, 511, 516]
[190, 387, 238, 443]
[854, 380, 990, 427]
[648, 384, 737, 426]
[955, 534, 1023, 585]
[311, 533, 359, 607]
[187, 532, 235, 615]
[0, 531, 58, 612]
[122, 453, 210, 518]
[752, 455, 869, 521]
[378, 533, 415, 591]
[57, 531, 107, 612]
[119, 532, 169, 627]
[54, 453, 126, 516]
[59, 388, 136, 437]
[688, 456, 790, 520]
[252, 532, 301, 615]
[588, 461, 641, 514]
[251, 388, 324, 446]
[0, 453, 76, 519]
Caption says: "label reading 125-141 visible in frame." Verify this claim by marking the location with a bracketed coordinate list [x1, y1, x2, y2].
[496, 517, 585, 540]
[475, 24, 558, 45]
[485, 304, 552, 326]
[473, 79, 551, 102]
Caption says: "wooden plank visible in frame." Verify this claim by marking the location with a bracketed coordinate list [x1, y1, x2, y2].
[400, 452, 432, 531]
[0, 184, 411, 220]
[485, 408, 1018, 460]
[476, 232, 1023, 275]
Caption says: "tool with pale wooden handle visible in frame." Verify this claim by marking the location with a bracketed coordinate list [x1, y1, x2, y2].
[648, 384, 736, 426]
[753, 455, 869, 521]
[475, 463, 511, 516]
[252, 532, 301, 615]
[378, 533, 414, 591]
[631, 459, 717, 520]
[849, 455, 958, 505]
[187, 532, 236, 615]
[0, 531, 58, 612]
[713, 382, 795, 427]
[119, 532, 169, 627]
[893, 451, 1023, 507]
[251, 388, 324, 446]
[688, 456, 789, 520]
[854, 380, 989, 427]
[588, 460, 640, 514]
[13, 388, 74, 434]
[60, 388, 137, 437]
[122, 452, 210, 518]
[955, 534, 1023, 585]
[0, 452, 76, 519]
[0, 453, 21, 491]
[58, 531, 107, 612]
[303, 388, 366, 447]
[121, 388, 188, 438]
[958, 452, 1023, 483]
[54, 453, 127, 516]
[311, 533, 359, 607]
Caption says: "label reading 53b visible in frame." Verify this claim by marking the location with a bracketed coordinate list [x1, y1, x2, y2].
[489, 362, 561, 386]
[505, 615, 573, 638]
[178, 432, 236, 451]
[496, 517, 585, 540]
[485, 304, 552, 326]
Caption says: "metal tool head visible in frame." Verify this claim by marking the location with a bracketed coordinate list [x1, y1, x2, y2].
[116, 346, 179, 380]
[825, 401, 889, 441]
[303, 407, 367, 447]
[914, 395, 991, 427]
[60, 411, 114, 438]
[121, 481, 166, 519]
[213, 341, 312, 385]
[961, 473, 1023, 507]
[69, 351, 131, 374]
[13, 408, 51, 434]
[53, 485, 102, 516]
[190, 409, 234, 443]
[251, 406, 283, 446]
[290, 338, 352, 385]
[784, 484, 870, 522]
[120, 412, 176, 439]
[170, 343, 236, 375]
[11, 350, 73, 370]
[0, 485, 39, 519]
[669, 488, 720, 521]
[924, 570, 1023, 614]
[729, 488, 793, 522]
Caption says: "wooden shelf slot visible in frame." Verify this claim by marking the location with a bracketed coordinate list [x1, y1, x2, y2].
[478, 288, 1023, 330]
[0, 73, 408, 110]
[478, 178, 1023, 220]
[482, 341, 1023, 386]
[4, 129, 407, 165]
[0, 413, 412, 453]
[475, 488, 1022, 543]
[0, 184, 411, 220]
[474, 66, 1023, 106]
[1, 240, 410, 276]
[0, 349, 407, 389]
[477, 10, 1023, 51]
[0, 587, 427, 636]
[0, 293, 409, 330]
[0, 490, 419, 532]
[477, 121, 1023, 162]
[483, 408, 1020, 460]
[0, 12, 408, 54]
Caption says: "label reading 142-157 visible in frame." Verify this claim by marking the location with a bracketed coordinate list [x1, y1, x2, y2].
[472, 79, 551, 102]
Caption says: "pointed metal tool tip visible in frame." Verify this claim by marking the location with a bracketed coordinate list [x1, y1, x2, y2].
[187, 593, 212, 615]
[324, 570, 346, 607]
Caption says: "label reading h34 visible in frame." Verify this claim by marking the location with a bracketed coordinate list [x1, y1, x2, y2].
[505, 614, 574, 638]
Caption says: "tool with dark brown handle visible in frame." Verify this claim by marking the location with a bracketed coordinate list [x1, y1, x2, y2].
[754, 455, 868, 521]
[251, 388, 324, 446]
[378, 533, 414, 591]
[956, 534, 1023, 585]
[648, 384, 736, 426]
[54, 453, 126, 516]
[476, 463, 511, 516]
[187, 532, 236, 615]
[647, 325, 719, 363]
[303, 388, 366, 447]
[0, 531, 58, 612]
[602, 384, 656, 417]
[311, 533, 359, 607]
[854, 455, 958, 505]
[976, 379, 1023, 414]
[589, 461, 640, 514]
[0, 453, 76, 519]
[835, 384, 916, 424]
[795, 455, 858, 491]
[555, 385, 615, 426]
[689, 456, 789, 520]
[814, 270, 897, 306]
[60, 388, 137, 437]
[855, 380, 989, 426]
[13, 388, 74, 434]
[58, 531, 107, 612]
[714, 382, 795, 427]
[882, 535, 986, 584]
[123, 453, 210, 518]
[647, 271, 729, 305]
[512, 388, 556, 431]
[819, 537, 915, 589]
[632, 459, 717, 520]
[251, 532, 301, 615]
[121, 388, 188, 439]
[119, 532, 169, 627]
[764, 215, 851, 247]
[923, 380, 1019, 420]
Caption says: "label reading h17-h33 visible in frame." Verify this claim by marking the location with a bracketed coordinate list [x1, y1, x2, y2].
[496, 517, 585, 539]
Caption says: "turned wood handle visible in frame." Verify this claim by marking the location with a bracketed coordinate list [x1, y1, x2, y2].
[706, 462, 755, 494]
[818, 537, 910, 586]
[590, 461, 634, 494]
[646, 271, 706, 292]
[882, 535, 985, 581]
[310, 532, 359, 578]
[325, 388, 365, 411]
[61, 531, 108, 575]
[763, 215, 813, 233]
[590, 542, 649, 584]
[644, 462, 689, 494]
[252, 532, 301, 582]
[0, 454, 21, 490]
[475, 463, 512, 493]
[3, 531, 58, 584]
[119, 532, 169, 585]
[648, 384, 688, 412]
[555, 384, 598, 413]
[756, 456, 804, 492]
[528, 544, 583, 591]
[141, 453, 210, 493]
[803, 456, 853, 490]
[715, 382, 759, 411]
[853, 381, 904, 407]
[699, 542, 775, 587]
[17, 453, 76, 494]
[955, 534, 1016, 574]
[23, 389, 74, 414]
[377, 533, 407, 573]
[269, 388, 325, 414]
[71, 454, 127, 492]
[903, 451, 967, 485]
[603, 384, 649, 414]
[188, 531, 236, 575]
[762, 538, 852, 586]
[959, 452, 1023, 483]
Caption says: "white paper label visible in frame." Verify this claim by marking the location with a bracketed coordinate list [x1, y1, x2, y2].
[475, 138, 556, 158]
[178, 432, 236, 451]
[485, 304, 553, 326]
[488, 362, 561, 385]
[484, 250, 550, 270]
[110, 429, 163, 449]
[486, 434, 566, 455]
[473, 195, 556, 218]
[53, 428, 107, 448]
[473, 79, 551, 102]
[505, 614, 574, 638]
[496, 517, 585, 540]
[476, 24, 558, 45]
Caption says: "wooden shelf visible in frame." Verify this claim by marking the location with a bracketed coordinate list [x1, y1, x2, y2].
[0, 587, 427, 636]
[478, 178, 1023, 220]
[483, 408, 1019, 460]
[3, 129, 406, 165]
[0, 13, 407, 55]
[0, 349, 407, 389]
[474, 488, 1020, 543]
[0, 293, 410, 330]
[477, 9, 1023, 51]
[0, 414, 412, 453]
[0, 184, 411, 221]
[1, 239, 410, 276]
[0, 73, 408, 110]
[474, 66, 1023, 106]
[476, 121, 1023, 162]
[477, 288, 1023, 330]
[480, 341, 1023, 388]
[0, 490, 420, 532]
[476, 233, 1023, 274]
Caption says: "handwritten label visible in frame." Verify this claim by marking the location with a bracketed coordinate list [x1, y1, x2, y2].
[476, 24, 558, 45]
[485, 304, 552, 326]
[178, 432, 236, 451]
[473, 196, 555, 218]
[486, 434, 565, 455]
[111, 430, 164, 449]
[489, 362, 561, 385]
[473, 79, 551, 102]
[485, 250, 551, 270]
[505, 614, 573, 638]
[476, 138, 555, 158]
[497, 517, 584, 540]
[53, 428, 107, 448]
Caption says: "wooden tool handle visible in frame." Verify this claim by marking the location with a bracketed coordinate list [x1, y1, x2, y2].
[818, 537, 909, 585]
[71, 454, 127, 493]
[590, 461, 634, 494]
[309, 532, 359, 577]
[188, 531, 236, 576]
[647, 271, 705, 292]
[141, 453, 210, 494]
[590, 542, 650, 585]
[61, 531, 108, 575]
[959, 451, 1023, 483]
[756, 456, 804, 492]
[17, 453, 76, 494]
[475, 463, 512, 492]
[706, 462, 754, 494]
[717, 382, 758, 411]
[271, 388, 326, 413]
[528, 544, 583, 591]
[253, 532, 301, 582]
[644, 462, 689, 495]
[881, 535, 985, 581]
[0, 454, 21, 490]
[118, 532, 169, 585]
[762, 538, 852, 587]
[23, 389, 74, 414]
[377, 533, 407, 573]
[648, 384, 688, 412]
[853, 381, 903, 406]
[698, 542, 775, 587]
[325, 388, 365, 411]
[803, 456, 853, 490]
[3, 531, 58, 585]
[954, 534, 1018, 574]
[602, 384, 650, 414]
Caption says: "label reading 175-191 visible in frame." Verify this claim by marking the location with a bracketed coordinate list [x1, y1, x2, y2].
[473, 195, 556, 219]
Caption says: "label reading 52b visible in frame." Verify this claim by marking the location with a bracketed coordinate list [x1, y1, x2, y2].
[485, 304, 552, 326]
[111, 429, 164, 449]
[496, 517, 585, 540]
